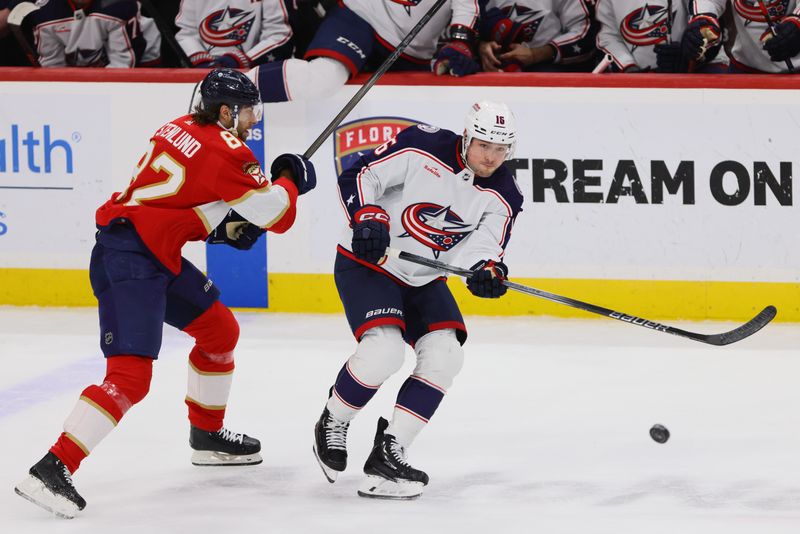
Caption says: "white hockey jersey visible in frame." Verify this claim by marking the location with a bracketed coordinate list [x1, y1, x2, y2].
[337, 124, 523, 287]
[596, 0, 687, 70]
[31, 0, 160, 67]
[690, 0, 800, 73]
[343, 0, 480, 61]
[175, 0, 293, 66]
[483, 0, 594, 64]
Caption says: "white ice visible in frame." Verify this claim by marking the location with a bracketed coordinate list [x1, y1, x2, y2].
[1, 307, 799, 533]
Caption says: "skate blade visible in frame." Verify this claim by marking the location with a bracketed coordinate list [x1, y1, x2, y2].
[14, 475, 82, 519]
[357, 475, 424, 500]
[312, 445, 340, 483]
[191, 450, 262, 466]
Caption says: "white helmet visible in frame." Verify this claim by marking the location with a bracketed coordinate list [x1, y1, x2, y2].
[462, 101, 517, 163]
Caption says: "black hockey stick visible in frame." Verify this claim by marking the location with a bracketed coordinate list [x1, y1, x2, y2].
[389, 249, 777, 346]
[8, 2, 40, 67]
[301, 0, 447, 158]
[754, 0, 795, 72]
[138, 0, 193, 68]
[666, 0, 673, 44]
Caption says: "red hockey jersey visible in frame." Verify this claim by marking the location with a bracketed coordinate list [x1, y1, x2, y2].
[96, 114, 298, 273]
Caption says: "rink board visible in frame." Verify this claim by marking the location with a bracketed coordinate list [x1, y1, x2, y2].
[0, 70, 798, 320]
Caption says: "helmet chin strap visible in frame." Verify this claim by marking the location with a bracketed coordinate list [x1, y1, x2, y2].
[215, 104, 241, 136]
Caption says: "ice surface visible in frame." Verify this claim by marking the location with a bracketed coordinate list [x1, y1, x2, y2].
[1, 307, 798, 533]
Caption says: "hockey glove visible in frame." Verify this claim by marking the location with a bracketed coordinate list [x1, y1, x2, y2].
[433, 25, 480, 77]
[466, 260, 508, 298]
[351, 205, 390, 264]
[681, 16, 721, 62]
[213, 50, 253, 69]
[270, 153, 317, 196]
[489, 18, 533, 48]
[763, 16, 800, 62]
[653, 42, 689, 73]
[190, 51, 216, 68]
[207, 210, 265, 250]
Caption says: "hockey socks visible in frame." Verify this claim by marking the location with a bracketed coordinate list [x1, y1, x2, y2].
[50, 355, 153, 473]
[328, 361, 381, 419]
[182, 301, 239, 432]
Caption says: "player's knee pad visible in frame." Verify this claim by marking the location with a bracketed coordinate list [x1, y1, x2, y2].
[284, 57, 349, 100]
[183, 301, 240, 355]
[348, 325, 406, 385]
[103, 355, 154, 410]
[413, 329, 464, 391]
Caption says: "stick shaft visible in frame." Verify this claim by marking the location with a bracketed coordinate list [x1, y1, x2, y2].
[389, 248, 776, 346]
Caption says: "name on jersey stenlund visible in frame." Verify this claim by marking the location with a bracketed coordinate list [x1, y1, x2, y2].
[333, 117, 419, 175]
[509, 158, 793, 207]
[154, 123, 202, 159]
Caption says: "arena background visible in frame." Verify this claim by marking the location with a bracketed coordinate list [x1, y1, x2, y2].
[0, 70, 798, 322]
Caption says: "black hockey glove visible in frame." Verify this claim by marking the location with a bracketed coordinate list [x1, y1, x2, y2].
[653, 43, 689, 73]
[763, 16, 800, 62]
[270, 153, 317, 196]
[351, 205, 390, 264]
[433, 25, 480, 77]
[206, 210, 265, 250]
[681, 16, 721, 62]
[467, 260, 508, 298]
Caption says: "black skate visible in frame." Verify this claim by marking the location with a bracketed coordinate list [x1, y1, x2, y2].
[15, 452, 86, 519]
[313, 406, 350, 483]
[357, 417, 429, 500]
[190, 426, 262, 466]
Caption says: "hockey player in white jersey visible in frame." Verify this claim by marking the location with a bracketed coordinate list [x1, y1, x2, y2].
[25, 0, 161, 67]
[246, 0, 481, 103]
[175, 0, 294, 68]
[596, 0, 696, 72]
[479, 0, 596, 72]
[312, 101, 523, 500]
[684, 0, 800, 72]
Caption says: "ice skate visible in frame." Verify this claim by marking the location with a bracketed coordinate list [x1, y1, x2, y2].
[357, 417, 429, 500]
[313, 406, 350, 482]
[15, 452, 86, 519]
[190, 426, 262, 466]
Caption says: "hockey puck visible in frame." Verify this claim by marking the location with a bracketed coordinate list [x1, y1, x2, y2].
[649, 424, 670, 444]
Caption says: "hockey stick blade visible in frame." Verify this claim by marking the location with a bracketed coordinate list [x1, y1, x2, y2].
[8, 1, 41, 67]
[388, 249, 777, 346]
[8, 1, 39, 26]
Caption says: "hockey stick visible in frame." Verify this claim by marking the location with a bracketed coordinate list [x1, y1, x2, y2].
[666, 0, 673, 44]
[301, 0, 448, 158]
[8, 2, 40, 67]
[592, 53, 613, 73]
[138, 0, 192, 68]
[754, 0, 795, 72]
[388, 248, 777, 346]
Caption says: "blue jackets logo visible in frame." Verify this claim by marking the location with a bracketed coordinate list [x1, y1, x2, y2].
[0, 124, 75, 174]
[399, 202, 472, 258]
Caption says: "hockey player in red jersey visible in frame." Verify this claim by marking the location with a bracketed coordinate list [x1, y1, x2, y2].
[14, 68, 316, 519]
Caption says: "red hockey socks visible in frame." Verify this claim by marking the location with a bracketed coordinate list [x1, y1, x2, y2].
[50, 355, 153, 473]
[183, 302, 239, 432]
